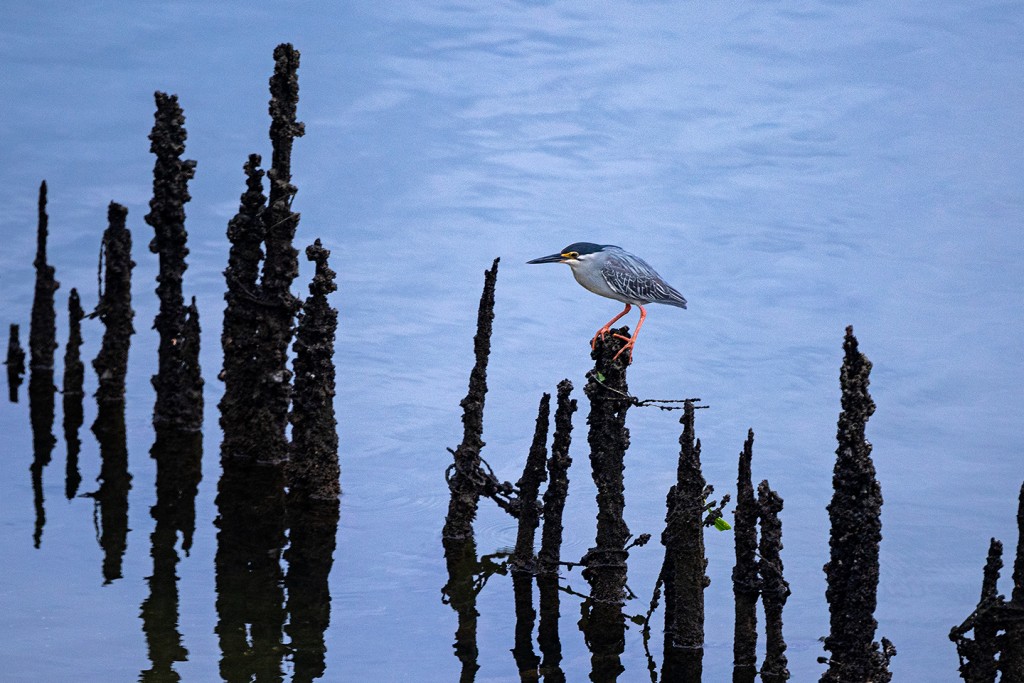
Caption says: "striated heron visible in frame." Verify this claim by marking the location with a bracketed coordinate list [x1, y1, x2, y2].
[527, 242, 687, 363]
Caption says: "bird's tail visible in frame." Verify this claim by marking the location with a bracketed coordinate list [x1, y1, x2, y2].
[661, 287, 687, 309]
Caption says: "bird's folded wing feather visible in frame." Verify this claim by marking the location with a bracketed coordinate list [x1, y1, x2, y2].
[601, 251, 686, 306]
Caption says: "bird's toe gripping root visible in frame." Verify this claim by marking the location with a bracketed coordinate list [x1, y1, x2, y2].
[611, 334, 636, 363]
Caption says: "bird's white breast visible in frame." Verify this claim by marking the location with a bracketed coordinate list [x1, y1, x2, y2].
[567, 257, 620, 301]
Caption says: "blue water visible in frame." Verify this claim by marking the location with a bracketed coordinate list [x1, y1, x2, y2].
[1, 2, 1022, 681]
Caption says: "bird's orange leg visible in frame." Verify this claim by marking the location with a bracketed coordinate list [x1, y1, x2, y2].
[612, 305, 647, 363]
[591, 304, 632, 349]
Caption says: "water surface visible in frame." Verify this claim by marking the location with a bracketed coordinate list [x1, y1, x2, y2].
[1, 2, 1022, 681]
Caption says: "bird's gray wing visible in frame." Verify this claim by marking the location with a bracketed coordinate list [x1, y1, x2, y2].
[601, 249, 687, 308]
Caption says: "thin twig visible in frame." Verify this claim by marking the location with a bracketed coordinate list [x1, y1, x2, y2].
[586, 370, 708, 411]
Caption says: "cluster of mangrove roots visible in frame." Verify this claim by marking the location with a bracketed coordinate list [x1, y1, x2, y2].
[6, 43, 341, 681]
[147, 91, 203, 431]
[819, 327, 896, 682]
[729, 429, 794, 683]
[950, 483, 1024, 682]
[439, 263, 913, 682]
[27, 182, 59, 548]
[10, 30, 1022, 683]
[214, 43, 340, 682]
[91, 202, 135, 405]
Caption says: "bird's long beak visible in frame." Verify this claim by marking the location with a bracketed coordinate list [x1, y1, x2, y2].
[527, 253, 566, 264]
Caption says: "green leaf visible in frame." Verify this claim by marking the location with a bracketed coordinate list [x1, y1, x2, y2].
[713, 517, 732, 532]
[595, 372, 606, 383]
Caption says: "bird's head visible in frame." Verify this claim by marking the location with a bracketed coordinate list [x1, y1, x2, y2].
[527, 242, 609, 267]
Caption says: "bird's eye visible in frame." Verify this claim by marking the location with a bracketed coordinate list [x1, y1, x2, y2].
[567, 251, 579, 259]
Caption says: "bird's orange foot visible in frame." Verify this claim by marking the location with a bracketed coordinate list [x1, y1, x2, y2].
[611, 333, 636, 363]
[590, 326, 613, 349]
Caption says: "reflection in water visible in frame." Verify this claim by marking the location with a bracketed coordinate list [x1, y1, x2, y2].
[139, 428, 203, 683]
[440, 536, 479, 679]
[28, 370, 55, 548]
[63, 392, 84, 500]
[447, 542, 633, 683]
[214, 426, 340, 683]
[63, 289, 85, 500]
[579, 598, 626, 683]
[511, 571, 540, 680]
[5, 323, 26, 403]
[536, 575, 566, 683]
[88, 400, 132, 584]
[284, 500, 340, 683]
[441, 537, 491, 682]
[214, 460, 287, 682]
